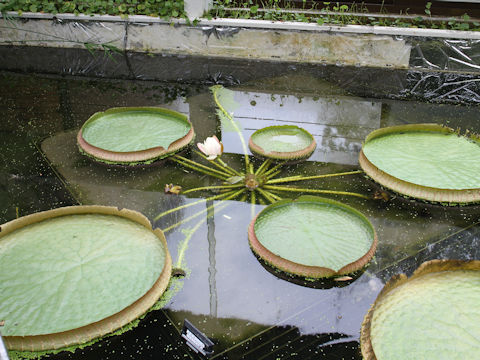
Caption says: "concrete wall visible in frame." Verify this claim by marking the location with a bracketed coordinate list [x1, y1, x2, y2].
[2, 12, 480, 72]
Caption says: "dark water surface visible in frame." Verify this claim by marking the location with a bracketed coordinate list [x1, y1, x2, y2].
[1, 67, 479, 360]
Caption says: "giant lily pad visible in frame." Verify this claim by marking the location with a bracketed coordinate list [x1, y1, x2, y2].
[0, 206, 172, 351]
[359, 124, 480, 204]
[77, 107, 194, 164]
[361, 260, 480, 360]
[249, 125, 316, 160]
[248, 196, 377, 278]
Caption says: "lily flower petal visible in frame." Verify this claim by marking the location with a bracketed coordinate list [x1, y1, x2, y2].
[197, 135, 223, 160]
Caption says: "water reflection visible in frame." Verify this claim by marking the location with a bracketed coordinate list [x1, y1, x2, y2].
[166, 200, 383, 353]
[220, 89, 381, 165]
[1, 71, 480, 359]
[256, 259, 367, 289]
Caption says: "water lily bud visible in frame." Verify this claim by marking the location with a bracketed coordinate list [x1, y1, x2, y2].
[197, 135, 223, 160]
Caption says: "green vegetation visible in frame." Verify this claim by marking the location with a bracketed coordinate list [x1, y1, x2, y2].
[0, 0, 478, 30]
[209, 0, 480, 31]
[0, 0, 186, 19]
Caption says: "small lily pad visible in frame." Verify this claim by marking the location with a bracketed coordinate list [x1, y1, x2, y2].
[77, 107, 194, 164]
[359, 124, 480, 204]
[249, 125, 316, 160]
[361, 260, 480, 360]
[248, 196, 377, 278]
[0, 206, 172, 351]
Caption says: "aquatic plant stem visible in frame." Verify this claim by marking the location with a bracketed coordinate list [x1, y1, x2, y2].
[153, 189, 243, 222]
[251, 190, 256, 205]
[163, 189, 245, 232]
[262, 161, 288, 178]
[265, 170, 283, 181]
[216, 158, 243, 177]
[175, 220, 203, 268]
[182, 184, 244, 194]
[173, 155, 231, 179]
[193, 149, 242, 177]
[266, 170, 363, 184]
[263, 185, 370, 199]
[211, 85, 250, 170]
[171, 158, 227, 180]
[264, 188, 283, 196]
[219, 187, 239, 193]
[174, 193, 247, 269]
[263, 190, 283, 201]
[255, 159, 271, 176]
[267, 175, 304, 182]
[250, 190, 257, 219]
[256, 188, 277, 204]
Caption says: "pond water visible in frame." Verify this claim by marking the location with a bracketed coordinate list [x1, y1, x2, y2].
[1, 66, 479, 360]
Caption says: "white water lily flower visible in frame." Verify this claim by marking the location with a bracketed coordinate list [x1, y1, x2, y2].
[197, 135, 223, 160]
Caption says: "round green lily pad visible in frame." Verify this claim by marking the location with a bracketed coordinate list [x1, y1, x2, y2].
[361, 260, 480, 360]
[0, 206, 172, 351]
[359, 124, 480, 204]
[77, 107, 194, 164]
[249, 125, 316, 160]
[248, 196, 377, 278]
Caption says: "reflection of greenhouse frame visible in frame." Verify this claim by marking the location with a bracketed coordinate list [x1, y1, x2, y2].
[0, 206, 172, 351]
[361, 259, 480, 360]
[359, 123, 480, 204]
[77, 107, 194, 164]
[248, 196, 377, 279]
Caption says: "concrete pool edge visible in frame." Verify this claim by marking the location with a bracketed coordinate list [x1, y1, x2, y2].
[2, 12, 480, 73]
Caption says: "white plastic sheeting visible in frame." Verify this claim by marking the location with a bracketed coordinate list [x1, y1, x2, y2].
[1, 13, 480, 103]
